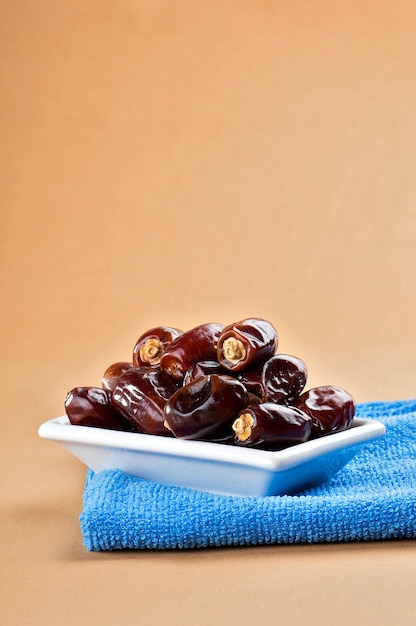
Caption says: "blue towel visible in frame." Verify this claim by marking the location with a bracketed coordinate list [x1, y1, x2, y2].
[80, 399, 416, 550]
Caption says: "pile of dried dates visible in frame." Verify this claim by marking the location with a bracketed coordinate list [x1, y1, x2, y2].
[65, 318, 356, 450]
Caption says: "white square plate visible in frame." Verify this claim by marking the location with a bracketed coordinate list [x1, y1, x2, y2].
[38, 416, 385, 497]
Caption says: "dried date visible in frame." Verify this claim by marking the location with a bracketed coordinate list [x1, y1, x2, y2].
[65, 387, 131, 431]
[132, 326, 183, 368]
[160, 323, 224, 382]
[182, 360, 227, 386]
[164, 374, 249, 439]
[101, 361, 134, 392]
[111, 368, 177, 436]
[295, 385, 355, 437]
[232, 402, 312, 449]
[238, 354, 307, 404]
[217, 318, 277, 372]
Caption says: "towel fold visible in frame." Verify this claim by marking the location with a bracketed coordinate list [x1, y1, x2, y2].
[80, 399, 416, 550]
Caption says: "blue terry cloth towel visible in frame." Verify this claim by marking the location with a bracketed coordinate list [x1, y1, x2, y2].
[80, 399, 416, 550]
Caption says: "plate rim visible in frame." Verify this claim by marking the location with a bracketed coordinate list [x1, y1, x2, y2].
[38, 415, 386, 472]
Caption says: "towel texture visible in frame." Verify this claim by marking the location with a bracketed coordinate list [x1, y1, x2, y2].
[80, 399, 416, 550]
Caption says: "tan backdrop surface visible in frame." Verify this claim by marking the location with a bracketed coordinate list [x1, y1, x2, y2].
[1, 1, 416, 624]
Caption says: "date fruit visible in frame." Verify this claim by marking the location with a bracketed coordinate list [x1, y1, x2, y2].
[160, 323, 224, 382]
[101, 361, 134, 392]
[232, 403, 312, 449]
[132, 326, 183, 367]
[238, 354, 307, 404]
[65, 387, 131, 431]
[111, 368, 177, 436]
[182, 360, 227, 386]
[217, 318, 277, 372]
[295, 385, 355, 437]
[164, 374, 249, 439]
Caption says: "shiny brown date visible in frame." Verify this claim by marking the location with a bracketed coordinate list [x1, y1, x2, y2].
[160, 322, 224, 382]
[295, 385, 356, 437]
[111, 368, 177, 435]
[182, 360, 228, 386]
[101, 361, 134, 392]
[132, 326, 183, 368]
[238, 354, 307, 404]
[217, 318, 277, 372]
[232, 403, 312, 449]
[164, 374, 249, 439]
[65, 387, 131, 431]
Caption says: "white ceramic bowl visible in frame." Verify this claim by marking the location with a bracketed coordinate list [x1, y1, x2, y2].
[38, 416, 385, 497]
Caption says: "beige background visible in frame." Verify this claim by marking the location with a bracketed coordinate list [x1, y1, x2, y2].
[1, 1, 416, 624]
